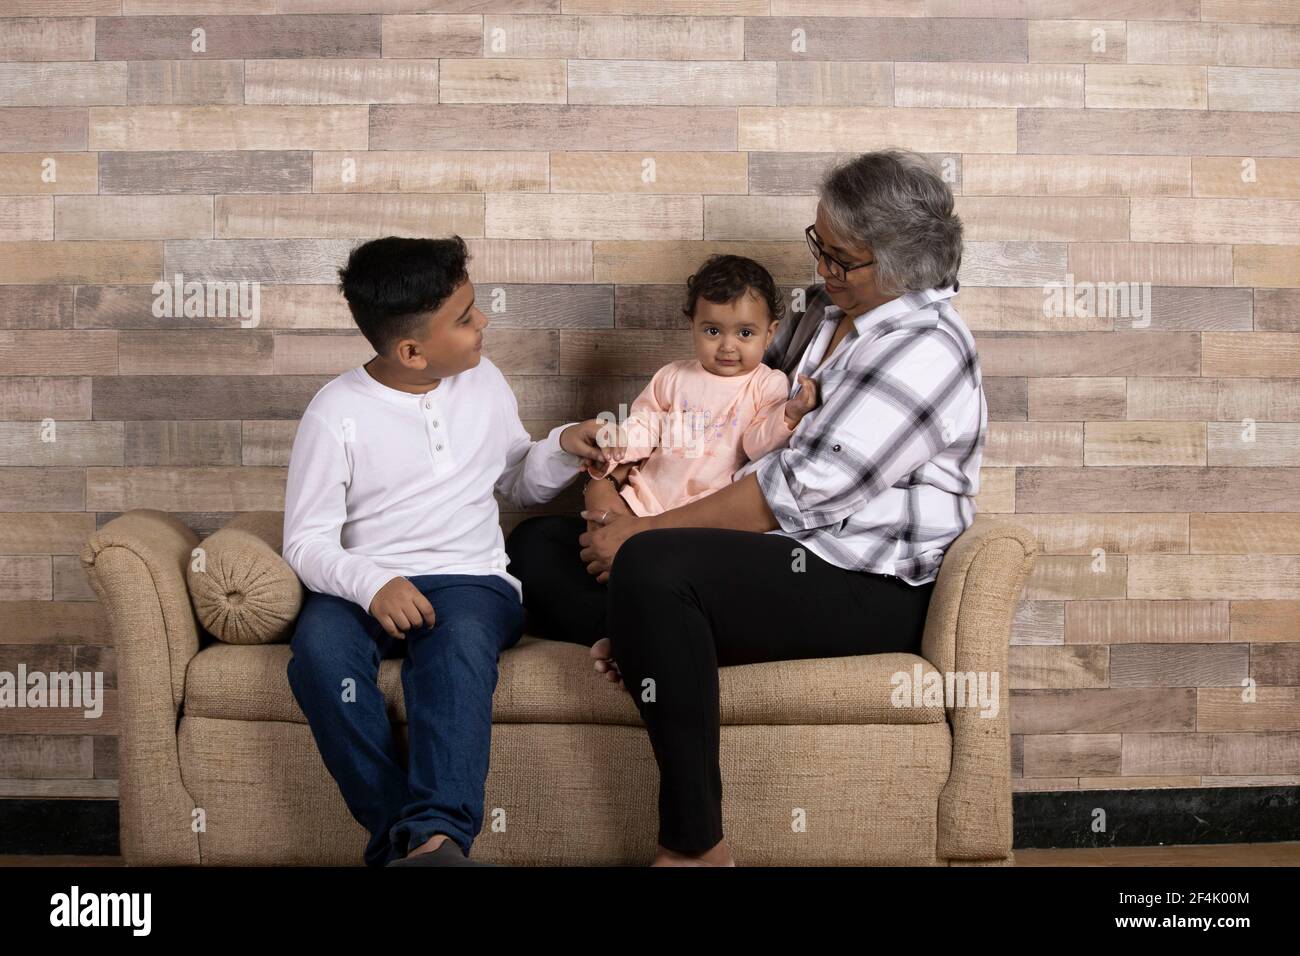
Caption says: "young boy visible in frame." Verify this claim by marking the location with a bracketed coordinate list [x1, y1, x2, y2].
[283, 236, 605, 867]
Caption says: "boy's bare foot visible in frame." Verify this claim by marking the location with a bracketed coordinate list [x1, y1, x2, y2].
[652, 840, 736, 867]
[408, 833, 451, 857]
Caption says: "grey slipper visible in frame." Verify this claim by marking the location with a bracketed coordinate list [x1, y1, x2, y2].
[387, 839, 496, 867]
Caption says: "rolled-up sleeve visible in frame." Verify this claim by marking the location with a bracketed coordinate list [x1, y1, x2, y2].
[753, 329, 974, 533]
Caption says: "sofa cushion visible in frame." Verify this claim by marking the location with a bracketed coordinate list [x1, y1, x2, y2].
[184, 637, 948, 726]
[187, 512, 303, 645]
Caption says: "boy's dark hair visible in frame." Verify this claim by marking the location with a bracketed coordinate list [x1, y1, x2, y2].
[337, 235, 471, 355]
[681, 254, 785, 325]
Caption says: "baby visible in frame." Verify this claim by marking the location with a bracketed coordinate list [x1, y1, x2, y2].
[585, 254, 817, 521]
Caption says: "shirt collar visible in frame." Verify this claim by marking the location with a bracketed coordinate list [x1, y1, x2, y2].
[823, 285, 958, 336]
[353, 363, 443, 407]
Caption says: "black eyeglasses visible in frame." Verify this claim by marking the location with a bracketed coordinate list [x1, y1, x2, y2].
[805, 224, 875, 281]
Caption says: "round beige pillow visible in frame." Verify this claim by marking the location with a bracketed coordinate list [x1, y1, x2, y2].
[187, 512, 304, 645]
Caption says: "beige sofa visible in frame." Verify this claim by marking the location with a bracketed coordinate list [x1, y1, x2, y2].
[81, 508, 1035, 866]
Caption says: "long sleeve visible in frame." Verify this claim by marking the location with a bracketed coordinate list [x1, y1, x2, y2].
[281, 409, 400, 613]
[494, 380, 584, 509]
[591, 363, 673, 476]
[741, 367, 795, 462]
[754, 326, 981, 533]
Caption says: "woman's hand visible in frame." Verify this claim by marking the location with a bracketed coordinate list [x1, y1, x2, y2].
[582, 476, 631, 534]
[578, 511, 646, 584]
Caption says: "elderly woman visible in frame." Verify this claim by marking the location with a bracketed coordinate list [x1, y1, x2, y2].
[505, 148, 987, 866]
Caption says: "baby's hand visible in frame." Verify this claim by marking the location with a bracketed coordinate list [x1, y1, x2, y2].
[784, 374, 819, 428]
[583, 452, 622, 480]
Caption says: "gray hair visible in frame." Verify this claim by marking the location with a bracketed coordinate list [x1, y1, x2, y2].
[818, 149, 963, 297]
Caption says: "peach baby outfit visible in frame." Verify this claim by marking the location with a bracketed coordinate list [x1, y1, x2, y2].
[596, 358, 794, 517]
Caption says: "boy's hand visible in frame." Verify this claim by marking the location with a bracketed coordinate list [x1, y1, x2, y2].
[368, 577, 436, 639]
[784, 374, 818, 428]
[560, 419, 615, 463]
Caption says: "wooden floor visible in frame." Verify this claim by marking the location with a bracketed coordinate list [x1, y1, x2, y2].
[2, 843, 1298, 866]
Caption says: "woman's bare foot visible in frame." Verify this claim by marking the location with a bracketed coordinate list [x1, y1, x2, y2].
[652, 840, 736, 867]
[590, 638, 624, 688]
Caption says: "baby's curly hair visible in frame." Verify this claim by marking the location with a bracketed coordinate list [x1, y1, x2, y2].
[681, 254, 785, 325]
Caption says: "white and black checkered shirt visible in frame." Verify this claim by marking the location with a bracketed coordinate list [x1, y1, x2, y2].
[736, 282, 987, 585]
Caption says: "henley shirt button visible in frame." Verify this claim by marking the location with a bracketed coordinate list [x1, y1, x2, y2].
[435, 443, 444, 451]
[432, 420, 439, 428]
[833, 443, 842, 452]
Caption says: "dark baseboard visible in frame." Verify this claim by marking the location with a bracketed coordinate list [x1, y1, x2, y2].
[2, 786, 1296, 856]
[1013, 785, 1300, 848]
[1, 799, 118, 855]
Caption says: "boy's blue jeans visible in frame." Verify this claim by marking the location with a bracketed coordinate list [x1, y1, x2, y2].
[286, 573, 523, 867]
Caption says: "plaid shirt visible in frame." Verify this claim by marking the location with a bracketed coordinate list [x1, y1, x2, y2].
[736, 281, 986, 585]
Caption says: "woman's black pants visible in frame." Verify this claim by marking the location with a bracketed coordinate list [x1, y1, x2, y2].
[504, 514, 937, 856]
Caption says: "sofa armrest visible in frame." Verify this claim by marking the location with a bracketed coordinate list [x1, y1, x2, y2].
[920, 518, 1036, 863]
[81, 508, 204, 865]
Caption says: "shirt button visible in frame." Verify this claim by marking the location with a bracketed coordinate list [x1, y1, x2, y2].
[432, 420, 439, 428]
[435, 443, 444, 451]
[423, 399, 432, 409]
[833, 443, 842, 452]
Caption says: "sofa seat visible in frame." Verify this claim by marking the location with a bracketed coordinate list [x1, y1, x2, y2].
[184, 636, 948, 727]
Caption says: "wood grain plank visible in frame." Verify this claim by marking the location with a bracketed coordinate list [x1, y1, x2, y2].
[441, 58, 564, 105]
[89, 106, 369, 151]
[1133, 199, 1300, 244]
[1066, 600, 1229, 644]
[1018, 467, 1300, 513]
[0, 17, 95, 62]
[743, 17, 1027, 62]
[1110, 644, 1248, 687]
[0, 243, 161, 285]
[126, 61, 244, 106]
[372, 105, 736, 151]
[0, 153, 96, 196]
[215, 194, 483, 239]
[1191, 513, 1300, 553]
[568, 60, 773, 106]
[486, 194, 701, 241]
[964, 153, 1190, 197]
[739, 107, 1016, 153]
[1029, 19, 1126, 64]
[1084, 422, 1206, 466]
[313, 150, 546, 193]
[381, 15, 483, 59]
[551, 152, 746, 194]
[1085, 65, 1207, 109]
[1193, 157, 1300, 199]
[245, 59, 439, 105]
[100, 150, 312, 195]
[1019, 108, 1300, 156]
[95, 15, 381, 60]
[0, 197, 51, 241]
[0, 63, 126, 107]
[55, 196, 213, 240]
[1130, 555, 1300, 600]
[896, 63, 1082, 108]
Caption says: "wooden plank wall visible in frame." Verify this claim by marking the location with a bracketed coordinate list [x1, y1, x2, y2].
[0, 0, 1297, 802]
